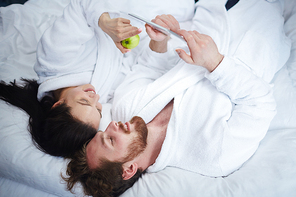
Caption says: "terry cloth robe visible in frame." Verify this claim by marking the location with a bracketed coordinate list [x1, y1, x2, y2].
[112, 0, 291, 177]
[34, 0, 195, 104]
[34, 0, 123, 104]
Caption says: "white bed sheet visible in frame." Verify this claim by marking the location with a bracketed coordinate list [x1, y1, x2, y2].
[0, 0, 296, 196]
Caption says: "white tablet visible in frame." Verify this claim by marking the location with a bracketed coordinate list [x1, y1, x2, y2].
[124, 12, 186, 43]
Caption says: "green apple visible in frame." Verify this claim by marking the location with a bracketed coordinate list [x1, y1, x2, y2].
[121, 35, 140, 49]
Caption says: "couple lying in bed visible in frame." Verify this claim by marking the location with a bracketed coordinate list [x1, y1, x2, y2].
[0, 0, 291, 196]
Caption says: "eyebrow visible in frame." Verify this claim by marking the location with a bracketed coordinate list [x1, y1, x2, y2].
[101, 135, 105, 146]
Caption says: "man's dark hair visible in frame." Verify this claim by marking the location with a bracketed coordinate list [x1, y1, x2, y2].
[0, 79, 97, 158]
[63, 143, 146, 197]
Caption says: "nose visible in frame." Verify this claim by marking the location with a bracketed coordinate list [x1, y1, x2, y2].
[96, 101, 102, 112]
[105, 121, 120, 133]
[88, 93, 100, 105]
[113, 121, 120, 131]
[109, 121, 127, 133]
[95, 94, 102, 108]
[95, 94, 100, 101]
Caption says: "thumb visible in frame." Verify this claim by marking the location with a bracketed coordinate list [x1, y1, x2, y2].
[175, 49, 194, 64]
[115, 42, 131, 54]
[145, 24, 157, 39]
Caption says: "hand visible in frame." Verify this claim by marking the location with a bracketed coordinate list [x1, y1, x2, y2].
[99, 12, 142, 53]
[146, 14, 180, 53]
[146, 14, 180, 42]
[176, 30, 224, 72]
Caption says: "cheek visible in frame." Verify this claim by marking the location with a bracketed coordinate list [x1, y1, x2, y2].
[116, 135, 131, 150]
[65, 88, 81, 99]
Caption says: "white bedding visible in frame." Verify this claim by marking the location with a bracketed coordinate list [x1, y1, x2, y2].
[0, 0, 296, 196]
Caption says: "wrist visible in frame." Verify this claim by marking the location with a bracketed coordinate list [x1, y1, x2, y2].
[208, 54, 224, 73]
[98, 12, 110, 30]
[149, 37, 169, 53]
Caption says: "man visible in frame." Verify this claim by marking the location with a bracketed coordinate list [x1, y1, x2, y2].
[63, 0, 291, 196]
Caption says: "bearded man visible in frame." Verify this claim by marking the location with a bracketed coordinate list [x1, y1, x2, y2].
[63, 0, 291, 196]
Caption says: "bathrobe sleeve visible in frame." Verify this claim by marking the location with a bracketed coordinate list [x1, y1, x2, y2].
[112, 44, 206, 123]
[34, 0, 117, 100]
[112, 46, 176, 122]
[205, 56, 277, 175]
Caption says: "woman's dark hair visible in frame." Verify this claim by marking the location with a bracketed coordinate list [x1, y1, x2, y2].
[0, 79, 97, 158]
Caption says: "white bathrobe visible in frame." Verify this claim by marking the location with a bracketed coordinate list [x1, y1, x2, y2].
[34, 0, 195, 104]
[112, 0, 291, 177]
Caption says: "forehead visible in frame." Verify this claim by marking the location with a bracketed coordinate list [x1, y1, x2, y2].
[86, 132, 101, 169]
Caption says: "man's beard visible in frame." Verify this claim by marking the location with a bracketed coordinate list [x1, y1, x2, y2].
[118, 116, 148, 162]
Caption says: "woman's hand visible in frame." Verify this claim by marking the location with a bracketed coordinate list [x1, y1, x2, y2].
[146, 14, 180, 42]
[176, 30, 224, 72]
[99, 12, 141, 53]
[146, 14, 180, 53]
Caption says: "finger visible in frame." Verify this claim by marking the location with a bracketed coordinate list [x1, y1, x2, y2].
[186, 31, 200, 51]
[146, 23, 163, 36]
[115, 42, 131, 54]
[186, 35, 200, 60]
[177, 30, 200, 59]
[118, 17, 131, 25]
[167, 15, 180, 29]
[177, 29, 193, 45]
[193, 31, 211, 43]
[146, 24, 158, 37]
[192, 30, 204, 43]
[188, 31, 200, 44]
[178, 30, 195, 44]
[191, 31, 212, 51]
[162, 20, 175, 31]
[120, 26, 141, 40]
[152, 17, 170, 29]
[155, 14, 179, 32]
[175, 48, 194, 64]
[161, 14, 180, 32]
[176, 29, 188, 38]
[193, 30, 201, 37]
[111, 25, 139, 41]
[157, 15, 174, 29]
[145, 24, 155, 34]
[169, 15, 180, 32]
[145, 24, 167, 41]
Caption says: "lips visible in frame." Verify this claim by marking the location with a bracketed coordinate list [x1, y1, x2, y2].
[84, 88, 96, 94]
[125, 122, 130, 132]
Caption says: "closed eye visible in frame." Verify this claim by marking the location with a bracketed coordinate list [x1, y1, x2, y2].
[97, 108, 102, 118]
[78, 99, 91, 105]
[78, 99, 102, 118]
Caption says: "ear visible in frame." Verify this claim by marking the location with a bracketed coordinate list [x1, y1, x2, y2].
[51, 100, 63, 109]
[122, 162, 138, 180]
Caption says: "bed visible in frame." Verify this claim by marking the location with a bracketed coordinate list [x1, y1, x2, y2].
[0, 0, 296, 196]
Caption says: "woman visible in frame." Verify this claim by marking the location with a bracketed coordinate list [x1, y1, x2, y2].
[0, 80, 98, 158]
[0, 0, 195, 158]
